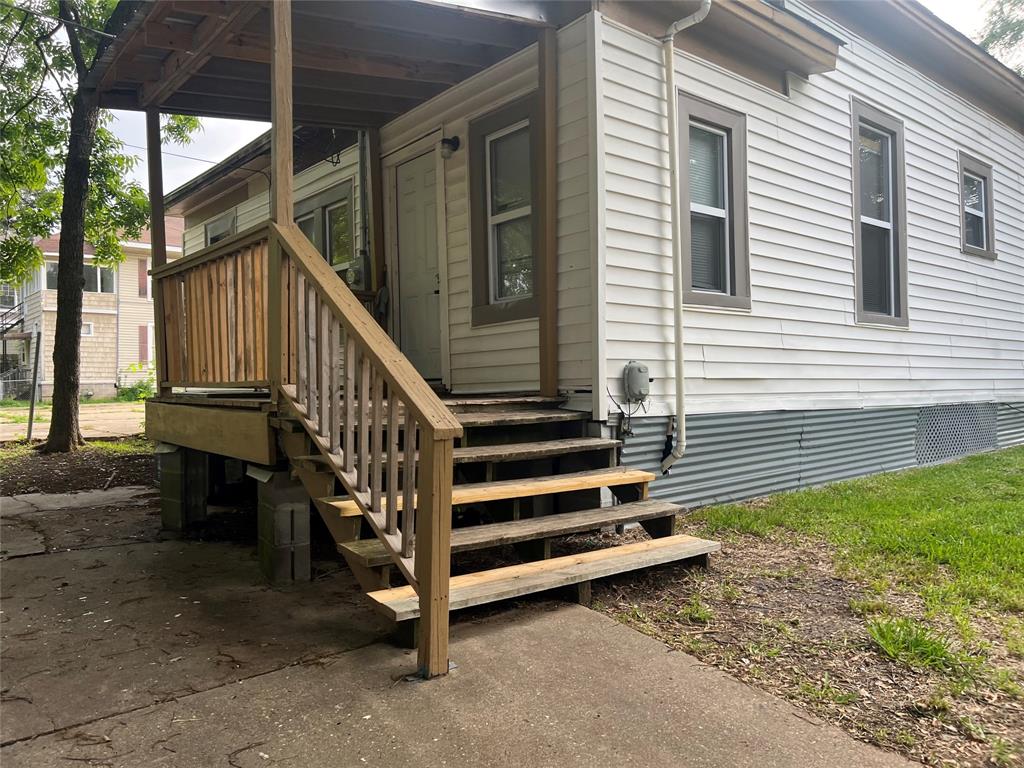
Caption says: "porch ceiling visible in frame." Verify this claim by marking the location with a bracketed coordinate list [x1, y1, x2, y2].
[92, 0, 583, 126]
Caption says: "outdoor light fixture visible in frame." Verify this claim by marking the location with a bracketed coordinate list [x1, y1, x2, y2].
[440, 136, 461, 159]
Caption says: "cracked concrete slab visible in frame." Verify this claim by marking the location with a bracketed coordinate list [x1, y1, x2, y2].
[0, 540, 389, 743]
[1, 488, 164, 558]
[1, 603, 914, 768]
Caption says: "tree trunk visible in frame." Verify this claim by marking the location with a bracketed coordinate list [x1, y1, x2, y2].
[39, 87, 99, 453]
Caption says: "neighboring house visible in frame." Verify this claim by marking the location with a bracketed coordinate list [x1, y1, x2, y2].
[93, 0, 1024, 672]
[0, 221, 183, 398]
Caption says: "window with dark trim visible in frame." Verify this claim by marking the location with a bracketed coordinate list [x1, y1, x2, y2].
[958, 151, 996, 259]
[678, 93, 751, 310]
[469, 94, 540, 326]
[293, 182, 365, 290]
[204, 212, 235, 246]
[851, 98, 908, 327]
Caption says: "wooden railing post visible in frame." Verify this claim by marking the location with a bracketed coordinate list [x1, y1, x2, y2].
[267, 233, 283, 401]
[416, 430, 454, 678]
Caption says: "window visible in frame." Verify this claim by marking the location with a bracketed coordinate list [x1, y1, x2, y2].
[678, 94, 750, 309]
[851, 98, 907, 326]
[45, 262, 113, 293]
[0, 283, 17, 308]
[469, 95, 540, 326]
[204, 212, 236, 246]
[81, 322, 94, 337]
[958, 152, 996, 259]
[293, 182, 366, 291]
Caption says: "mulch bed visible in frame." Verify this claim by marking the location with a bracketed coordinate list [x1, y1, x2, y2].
[0, 440, 157, 496]
[592, 524, 1024, 767]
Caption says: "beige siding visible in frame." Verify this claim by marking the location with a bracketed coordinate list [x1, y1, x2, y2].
[599, 12, 1024, 416]
[182, 145, 362, 256]
[116, 247, 157, 385]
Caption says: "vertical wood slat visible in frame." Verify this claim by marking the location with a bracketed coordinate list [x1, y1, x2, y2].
[210, 260, 221, 382]
[370, 371, 383, 515]
[319, 296, 329, 438]
[401, 411, 416, 557]
[279, 251, 290, 385]
[306, 284, 317, 423]
[288, 258, 298, 384]
[235, 253, 245, 380]
[344, 331, 355, 473]
[225, 256, 236, 380]
[253, 242, 266, 379]
[296, 271, 306, 405]
[241, 247, 253, 381]
[219, 257, 230, 380]
[386, 395, 399, 535]
[329, 316, 341, 453]
[358, 354, 370, 493]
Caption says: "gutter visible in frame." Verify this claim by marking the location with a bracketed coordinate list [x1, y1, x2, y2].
[660, 0, 712, 475]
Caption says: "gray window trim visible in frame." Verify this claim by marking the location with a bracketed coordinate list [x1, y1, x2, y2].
[469, 94, 540, 327]
[851, 97, 909, 328]
[678, 92, 751, 310]
[957, 151, 996, 260]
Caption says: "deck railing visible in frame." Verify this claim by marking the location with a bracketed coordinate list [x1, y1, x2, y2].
[152, 220, 463, 676]
[152, 224, 271, 387]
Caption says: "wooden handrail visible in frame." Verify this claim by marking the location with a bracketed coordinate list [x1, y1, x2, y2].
[272, 222, 463, 440]
[152, 223, 271, 279]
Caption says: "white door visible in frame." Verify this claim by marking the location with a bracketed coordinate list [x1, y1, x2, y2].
[396, 152, 442, 380]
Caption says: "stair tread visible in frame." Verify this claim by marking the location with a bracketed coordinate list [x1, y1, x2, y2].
[326, 467, 654, 516]
[339, 499, 681, 566]
[367, 534, 721, 621]
[394, 437, 620, 465]
[457, 409, 588, 427]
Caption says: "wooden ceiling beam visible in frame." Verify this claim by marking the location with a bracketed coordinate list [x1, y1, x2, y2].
[98, 2, 174, 91]
[177, 75, 423, 114]
[199, 57, 449, 101]
[141, 1, 261, 107]
[294, 1, 534, 50]
[161, 93, 394, 127]
[289, 10, 508, 69]
[216, 33, 474, 85]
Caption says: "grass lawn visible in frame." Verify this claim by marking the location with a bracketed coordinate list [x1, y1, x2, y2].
[596, 446, 1024, 767]
[696, 446, 1024, 617]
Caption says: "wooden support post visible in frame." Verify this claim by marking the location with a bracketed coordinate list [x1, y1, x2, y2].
[146, 109, 169, 397]
[270, 0, 294, 225]
[268, 0, 293, 400]
[537, 27, 558, 398]
[416, 432, 453, 678]
[366, 129, 387, 297]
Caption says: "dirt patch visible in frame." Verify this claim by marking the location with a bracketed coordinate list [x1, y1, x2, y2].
[593, 525, 1024, 768]
[0, 440, 156, 495]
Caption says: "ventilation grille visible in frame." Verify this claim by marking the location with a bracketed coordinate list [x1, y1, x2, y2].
[916, 403, 997, 465]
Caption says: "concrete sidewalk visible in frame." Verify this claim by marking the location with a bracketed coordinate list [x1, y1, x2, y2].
[0, 489, 914, 768]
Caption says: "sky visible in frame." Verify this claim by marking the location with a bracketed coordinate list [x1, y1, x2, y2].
[111, 0, 990, 196]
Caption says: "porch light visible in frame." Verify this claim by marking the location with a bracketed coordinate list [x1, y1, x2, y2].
[440, 136, 461, 159]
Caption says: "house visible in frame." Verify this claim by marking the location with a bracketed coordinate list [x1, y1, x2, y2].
[0, 222, 184, 399]
[92, 0, 1024, 677]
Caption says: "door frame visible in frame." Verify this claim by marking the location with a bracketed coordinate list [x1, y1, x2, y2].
[382, 128, 450, 388]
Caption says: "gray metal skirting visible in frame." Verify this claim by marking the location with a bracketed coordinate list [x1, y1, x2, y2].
[617, 401, 1024, 510]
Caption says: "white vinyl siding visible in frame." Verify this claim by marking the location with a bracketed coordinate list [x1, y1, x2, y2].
[599, 12, 1024, 415]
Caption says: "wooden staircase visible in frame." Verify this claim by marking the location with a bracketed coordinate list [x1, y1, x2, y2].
[276, 394, 719, 627]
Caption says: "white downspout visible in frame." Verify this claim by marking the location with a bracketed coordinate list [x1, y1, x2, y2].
[660, 0, 712, 475]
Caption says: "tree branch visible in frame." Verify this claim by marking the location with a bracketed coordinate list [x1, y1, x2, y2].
[58, 0, 87, 78]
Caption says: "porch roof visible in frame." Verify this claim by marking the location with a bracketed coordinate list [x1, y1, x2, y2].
[88, 0, 584, 127]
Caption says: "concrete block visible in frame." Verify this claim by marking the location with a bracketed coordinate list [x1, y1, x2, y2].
[256, 471, 311, 584]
